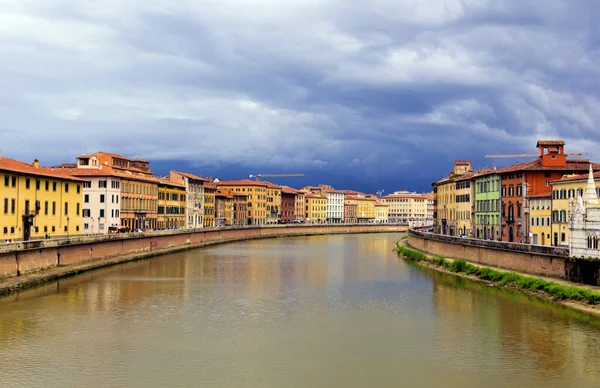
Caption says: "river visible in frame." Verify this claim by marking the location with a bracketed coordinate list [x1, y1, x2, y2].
[1, 233, 600, 387]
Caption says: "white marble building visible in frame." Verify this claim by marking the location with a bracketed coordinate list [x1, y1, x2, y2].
[326, 190, 345, 223]
[569, 166, 600, 258]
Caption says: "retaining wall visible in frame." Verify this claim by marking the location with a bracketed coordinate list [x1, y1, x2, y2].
[0, 224, 407, 281]
[407, 229, 568, 278]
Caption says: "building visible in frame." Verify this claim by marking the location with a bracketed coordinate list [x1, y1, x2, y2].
[344, 199, 357, 223]
[281, 187, 298, 223]
[295, 190, 306, 223]
[303, 184, 345, 223]
[215, 190, 234, 226]
[1, 156, 84, 241]
[169, 171, 205, 228]
[216, 179, 268, 225]
[433, 161, 473, 235]
[60, 168, 122, 234]
[304, 193, 326, 223]
[528, 193, 552, 246]
[203, 182, 216, 227]
[473, 171, 501, 240]
[374, 200, 389, 223]
[382, 191, 430, 225]
[497, 140, 599, 243]
[264, 181, 282, 224]
[76, 152, 159, 231]
[356, 194, 376, 223]
[233, 192, 248, 226]
[157, 179, 186, 229]
[454, 172, 476, 237]
[550, 169, 600, 247]
[569, 166, 600, 258]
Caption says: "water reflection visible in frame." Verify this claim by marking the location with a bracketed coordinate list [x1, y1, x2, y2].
[1, 234, 600, 388]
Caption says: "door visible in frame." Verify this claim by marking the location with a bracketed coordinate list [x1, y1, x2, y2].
[509, 226, 514, 242]
[533, 234, 538, 245]
[542, 234, 545, 245]
[554, 233, 558, 246]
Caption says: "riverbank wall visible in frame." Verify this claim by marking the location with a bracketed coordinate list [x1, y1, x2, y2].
[0, 224, 407, 289]
[407, 229, 568, 278]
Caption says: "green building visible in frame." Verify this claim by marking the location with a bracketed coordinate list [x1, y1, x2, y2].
[474, 171, 501, 240]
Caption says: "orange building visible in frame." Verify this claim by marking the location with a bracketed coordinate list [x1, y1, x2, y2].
[216, 179, 268, 225]
[215, 189, 234, 226]
[233, 192, 248, 226]
[203, 182, 216, 227]
[497, 140, 600, 243]
[281, 186, 299, 223]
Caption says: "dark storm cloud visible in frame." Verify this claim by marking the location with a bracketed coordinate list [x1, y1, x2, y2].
[1, 0, 599, 192]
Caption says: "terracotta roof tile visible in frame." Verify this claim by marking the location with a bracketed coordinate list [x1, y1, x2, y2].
[536, 140, 565, 146]
[0, 158, 88, 182]
[551, 171, 600, 184]
[170, 170, 207, 182]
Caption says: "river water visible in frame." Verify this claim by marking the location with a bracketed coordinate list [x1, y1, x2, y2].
[1, 233, 600, 387]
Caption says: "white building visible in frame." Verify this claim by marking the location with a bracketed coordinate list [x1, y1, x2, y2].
[382, 191, 431, 225]
[70, 170, 121, 234]
[569, 166, 600, 258]
[326, 189, 345, 223]
[170, 171, 205, 228]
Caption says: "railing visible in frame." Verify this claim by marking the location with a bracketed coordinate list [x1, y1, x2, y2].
[408, 228, 569, 257]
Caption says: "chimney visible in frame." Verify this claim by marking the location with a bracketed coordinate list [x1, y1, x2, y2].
[32, 159, 39, 168]
[0, 151, 2, 159]
[493, 164, 496, 171]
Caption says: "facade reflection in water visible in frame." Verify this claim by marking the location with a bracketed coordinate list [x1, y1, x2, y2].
[1, 234, 600, 388]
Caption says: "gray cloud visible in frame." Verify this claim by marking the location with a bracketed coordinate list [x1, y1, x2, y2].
[1, 0, 599, 183]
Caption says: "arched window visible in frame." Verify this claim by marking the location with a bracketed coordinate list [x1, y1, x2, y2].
[595, 236, 599, 250]
[588, 235, 593, 249]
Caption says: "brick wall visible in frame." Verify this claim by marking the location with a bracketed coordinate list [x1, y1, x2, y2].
[0, 224, 407, 281]
[408, 230, 567, 278]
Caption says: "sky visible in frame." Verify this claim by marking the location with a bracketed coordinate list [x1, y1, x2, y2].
[1, 1, 599, 194]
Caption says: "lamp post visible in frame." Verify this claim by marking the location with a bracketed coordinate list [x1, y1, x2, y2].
[67, 217, 70, 238]
[91, 217, 94, 235]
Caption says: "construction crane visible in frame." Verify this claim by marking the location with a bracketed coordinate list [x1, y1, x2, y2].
[485, 153, 583, 158]
[249, 173, 304, 182]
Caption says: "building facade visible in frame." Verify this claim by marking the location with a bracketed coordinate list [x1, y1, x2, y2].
[356, 195, 376, 223]
[384, 192, 434, 226]
[1, 157, 84, 241]
[474, 171, 501, 241]
[215, 190, 234, 226]
[216, 180, 268, 225]
[374, 200, 389, 223]
[326, 189, 345, 223]
[170, 171, 205, 228]
[305, 193, 326, 223]
[529, 193, 551, 246]
[157, 179, 186, 229]
[203, 182, 216, 227]
[454, 174, 475, 237]
[433, 160, 472, 236]
[344, 200, 357, 223]
[281, 187, 298, 223]
[264, 182, 281, 224]
[233, 193, 248, 226]
[76, 171, 121, 234]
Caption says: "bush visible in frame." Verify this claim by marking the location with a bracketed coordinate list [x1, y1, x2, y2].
[396, 245, 426, 261]
[449, 259, 467, 273]
[432, 257, 447, 267]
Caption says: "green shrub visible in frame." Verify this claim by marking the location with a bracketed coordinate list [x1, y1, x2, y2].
[449, 259, 467, 273]
[396, 245, 426, 261]
[432, 257, 447, 267]
[498, 272, 520, 285]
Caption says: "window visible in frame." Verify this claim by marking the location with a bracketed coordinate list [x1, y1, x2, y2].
[516, 186, 522, 196]
[44, 226, 48, 232]
[76, 226, 79, 232]
[3, 176, 8, 187]
[100, 194, 105, 203]
[52, 182, 57, 191]
[83, 209, 91, 217]
[561, 233, 566, 242]
[509, 186, 514, 196]
[52, 201, 56, 215]
[64, 226, 68, 232]
[25, 200, 30, 215]
[11, 199, 15, 214]
[116, 195, 119, 204]
[11, 176, 16, 187]
[84, 223, 89, 229]
[84, 194, 89, 203]
[36, 179, 40, 190]
[52, 226, 55, 232]
[65, 183, 69, 193]
[10, 227, 15, 234]
[3, 227, 7, 234]
[83, 181, 91, 188]
[45, 180, 49, 191]
[76, 203, 80, 216]
[77, 184, 80, 194]
[44, 201, 48, 215]
[560, 210, 566, 223]
[25, 178, 30, 189]
[99, 180, 107, 188]
[100, 209, 105, 218]
[3, 198, 7, 214]
[64, 202, 68, 216]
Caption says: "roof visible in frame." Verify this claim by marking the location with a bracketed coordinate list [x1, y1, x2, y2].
[50, 167, 119, 178]
[282, 186, 299, 194]
[170, 170, 206, 182]
[304, 193, 324, 199]
[495, 159, 600, 174]
[454, 160, 471, 165]
[215, 179, 268, 187]
[216, 190, 234, 198]
[550, 171, 600, 184]
[536, 140, 565, 147]
[204, 182, 217, 189]
[382, 194, 430, 200]
[260, 180, 281, 189]
[158, 178, 184, 188]
[0, 158, 87, 182]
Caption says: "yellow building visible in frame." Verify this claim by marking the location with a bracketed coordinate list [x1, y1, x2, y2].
[374, 200, 389, 223]
[305, 193, 326, 223]
[1, 156, 84, 240]
[203, 182, 216, 227]
[216, 179, 268, 225]
[157, 179, 186, 229]
[549, 174, 597, 247]
[528, 193, 551, 246]
[264, 181, 282, 224]
[454, 173, 476, 237]
[355, 195, 376, 223]
[433, 160, 473, 236]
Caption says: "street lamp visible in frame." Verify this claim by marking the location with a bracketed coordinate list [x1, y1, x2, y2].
[67, 217, 70, 238]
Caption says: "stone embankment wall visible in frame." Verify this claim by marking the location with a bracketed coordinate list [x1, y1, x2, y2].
[0, 224, 407, 280]
[407, 229, 568, 278]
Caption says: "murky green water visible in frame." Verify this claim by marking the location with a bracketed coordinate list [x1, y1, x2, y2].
[1, 233, 600, 387]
